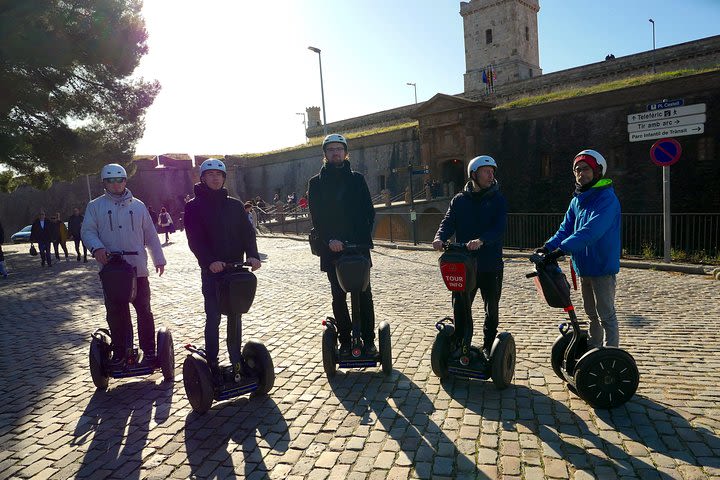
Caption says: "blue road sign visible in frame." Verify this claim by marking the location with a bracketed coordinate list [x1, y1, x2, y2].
[650, 138, 682, 167]
[412, 169, 430, 175]
[647, 99, 684, 111]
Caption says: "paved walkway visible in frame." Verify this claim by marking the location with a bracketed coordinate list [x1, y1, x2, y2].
[0, 236, 719, 479]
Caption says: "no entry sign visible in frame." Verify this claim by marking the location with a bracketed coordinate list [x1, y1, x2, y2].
[650, 138, 682, 167]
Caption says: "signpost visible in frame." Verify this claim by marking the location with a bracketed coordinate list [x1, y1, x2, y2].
[392, 163, 430, 245]
[627, 103, 706, 143]
[650, 138, 682, 262]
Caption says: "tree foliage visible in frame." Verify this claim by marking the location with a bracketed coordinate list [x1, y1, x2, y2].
[0, 0, 160, 191]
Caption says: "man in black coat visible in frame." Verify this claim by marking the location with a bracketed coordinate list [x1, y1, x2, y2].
[308, 134, 377, 355]
[30, 212, 56, 266]
[68, 207, 87, 262]
[185, 158, 261, 377]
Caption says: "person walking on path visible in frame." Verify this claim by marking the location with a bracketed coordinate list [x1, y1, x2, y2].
[157, 207, 174, 244]
[538, 149, 622, 347]
[68, 207, 88, 262]
[0, 220, 8, 278]
[30, 212, 55, 267]
[52, 212, 69, 261]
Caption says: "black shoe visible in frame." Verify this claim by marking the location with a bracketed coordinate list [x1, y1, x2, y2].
[77, 255, 81, 262]
[83, 258, 88, 263]
[138, 353, 157, 369]
[110, 353, 126, 370]
[364, 343, 378, 356]
[482, 347, 491, 362]
[339, 342, 351, 356]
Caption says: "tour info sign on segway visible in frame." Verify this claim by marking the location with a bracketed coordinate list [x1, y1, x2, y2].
[89, 252, 175, 390]
[526, 253, 639, 409]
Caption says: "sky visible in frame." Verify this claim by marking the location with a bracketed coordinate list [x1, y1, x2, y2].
[133, 0, 719, 157]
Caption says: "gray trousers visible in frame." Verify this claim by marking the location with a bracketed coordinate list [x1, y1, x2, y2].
[580, 274, 619, 347]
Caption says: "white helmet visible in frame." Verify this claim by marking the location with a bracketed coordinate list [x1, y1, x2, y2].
[199, 158, 227, 176]
[467, 155, 497, 177]
[573, 149, 607, 176]
[101, 163, 127, 180]
[322, 133, 348, 152]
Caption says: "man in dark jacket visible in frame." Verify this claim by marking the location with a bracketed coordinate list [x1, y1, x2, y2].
[433, 155, 508, 360]
[0, 220, 7, 278]
[185, 158, 261, 377]
[68, 207, 87, 262]
[30, 212, 56, 267]
[308, 134, 377, 355]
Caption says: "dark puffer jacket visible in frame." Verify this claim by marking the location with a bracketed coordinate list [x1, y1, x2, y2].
[308, 160, 375, 272]
[434, 181, 507, 272]
[184, 182, 259, 270]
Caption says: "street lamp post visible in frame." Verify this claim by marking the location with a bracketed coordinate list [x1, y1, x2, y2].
[296, 112, 307, 143]
[649, 19, 656, 73]
[308, 46, 328, 135]
[406, 82, 417, 104]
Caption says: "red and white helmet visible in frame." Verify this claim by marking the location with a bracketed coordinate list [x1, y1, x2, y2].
[573, 149, 607, 176]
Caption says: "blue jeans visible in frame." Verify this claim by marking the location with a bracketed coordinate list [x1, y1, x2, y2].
[201, 271, 243, 366]
[38, 241, 52, 265]
[581, 275, 619, 347]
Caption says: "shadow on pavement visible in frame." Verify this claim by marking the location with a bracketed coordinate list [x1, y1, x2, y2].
[330, 370, 493, 479]
[72, 380, 174, 479]
[183, 395, 289, 479]
[441, 379, 720, 477]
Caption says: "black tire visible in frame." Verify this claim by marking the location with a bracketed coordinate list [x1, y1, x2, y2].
[183, 354, 214, 413]
[574, 347, 640, 409]
[89, 333, 111, 391]
[431, 331, 450, 379]
[322, 324, 337, 378]
[551, 331, 589, 380]
[490, 333, 516, 390]
[157, 327, 175, 382]
[243, 340, 275, 396]
[378, 321, 392, 375]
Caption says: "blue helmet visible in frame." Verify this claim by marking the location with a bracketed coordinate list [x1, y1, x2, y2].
[199, 158, 227, 177]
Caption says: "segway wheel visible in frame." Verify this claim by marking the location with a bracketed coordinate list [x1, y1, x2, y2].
[490, 332, 516, 390]
[89, 332, 111, 391]
[157, 327, 175, 382]
[551, 331, 590, 380]
[573, 347, 640, 409]
[431, 331, 450, 379]
[183, 354, 214, 413]
[243, 340, 275, 396]
[322, 324, 337, 378]
[378, 321, 392, 375]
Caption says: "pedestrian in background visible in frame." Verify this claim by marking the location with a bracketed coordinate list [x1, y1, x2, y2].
[68, 207, 88, 262]
[0, 220, 8, 278]
[157, 207, 174, 244]
[52, 212, 69, 261]
[30, 212, 54, 267]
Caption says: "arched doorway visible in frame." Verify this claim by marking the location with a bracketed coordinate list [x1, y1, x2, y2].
[441, 159, 466, 195]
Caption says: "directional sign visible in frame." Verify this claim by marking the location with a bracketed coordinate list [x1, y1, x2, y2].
[627, 103, 706, 124]
[630, 124, 704, 143]
[647, 99, 683, 111]
[627, 113, 706, 133]
[412, 168, 430, 175]
[650, 138, 682, 167]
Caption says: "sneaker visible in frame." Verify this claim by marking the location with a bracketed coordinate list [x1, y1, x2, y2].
[364, 343, 378, 356]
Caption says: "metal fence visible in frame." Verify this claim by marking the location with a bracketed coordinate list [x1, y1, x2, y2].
[373, 211, 720, 261]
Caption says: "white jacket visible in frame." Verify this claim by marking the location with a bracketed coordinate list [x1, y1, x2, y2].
[81, 189, 166, 277]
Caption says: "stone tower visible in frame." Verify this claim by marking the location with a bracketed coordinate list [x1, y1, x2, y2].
[461, 0, 542, 92]
[306, 106, 322, 129]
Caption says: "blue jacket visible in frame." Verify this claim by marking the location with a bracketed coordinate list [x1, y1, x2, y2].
[545, 179, 621, 277]
[434, 181, 507, 272]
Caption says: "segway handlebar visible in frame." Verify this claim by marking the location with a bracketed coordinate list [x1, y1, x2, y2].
[442, 241, 468, 251]
[341, 242, 372, 251]
[107, 251, 139, 258]
[223, 261, 252, 272]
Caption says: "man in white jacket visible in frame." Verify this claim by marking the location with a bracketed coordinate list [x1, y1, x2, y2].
[82, 163, 166, 368]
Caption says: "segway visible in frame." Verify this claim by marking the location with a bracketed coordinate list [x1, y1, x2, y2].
[89, 252, 175, 390]
[430, 242, 515, 389]
[182, 262, 274, 414]
[322, 243, 392, 378]
[526, 252, 639, 409]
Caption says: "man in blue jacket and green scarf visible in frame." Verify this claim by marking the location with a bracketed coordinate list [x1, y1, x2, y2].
[540, 149, 622, 347]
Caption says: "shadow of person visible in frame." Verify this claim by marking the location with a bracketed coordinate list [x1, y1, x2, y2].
[441, 379, 720, 477]
[329, 370, 493, 479]
[72, 380, 174, 479]
[184, 395, 289, 479]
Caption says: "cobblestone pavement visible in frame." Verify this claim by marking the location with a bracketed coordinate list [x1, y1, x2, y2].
[1, 235, 719, 480]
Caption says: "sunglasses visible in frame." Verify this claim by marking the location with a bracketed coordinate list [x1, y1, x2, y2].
[104, 177, 126, 184]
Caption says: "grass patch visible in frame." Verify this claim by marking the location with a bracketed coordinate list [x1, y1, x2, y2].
[495, 66, 720, 110]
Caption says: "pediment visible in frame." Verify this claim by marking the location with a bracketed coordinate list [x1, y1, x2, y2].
[412, 93, 492, 118]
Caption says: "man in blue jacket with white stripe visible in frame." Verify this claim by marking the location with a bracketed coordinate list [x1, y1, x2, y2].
[540, 149, 622, 347]
[433, 155, 507, 360]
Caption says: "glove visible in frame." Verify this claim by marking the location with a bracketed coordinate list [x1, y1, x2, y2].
[534, 246, 549, 255]
[544, 248, 566, 263]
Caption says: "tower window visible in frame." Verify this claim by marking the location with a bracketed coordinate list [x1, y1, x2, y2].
[541, 154, 551, 177]
[525, 26, 529, 41]
[486, 29, 492, 44]
[529, 69, 533, 77]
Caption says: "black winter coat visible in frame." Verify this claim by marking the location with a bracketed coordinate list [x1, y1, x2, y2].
[308, 160, 375, 272]
[30, 219, 56, 243]
[184, 183, 259, 270]
[68, 214, 83, 238]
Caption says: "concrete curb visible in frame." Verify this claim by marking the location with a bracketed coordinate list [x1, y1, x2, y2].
[260, 233, 717, 276]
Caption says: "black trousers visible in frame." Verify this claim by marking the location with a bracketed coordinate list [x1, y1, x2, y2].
[53, 241, 68, 259]
[452, 269, 503, 351]
[327, 268, 376, 345]
[104, 276, 156, 357]
[73, 238, 87, 260]
[201, 271, 243, 367]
